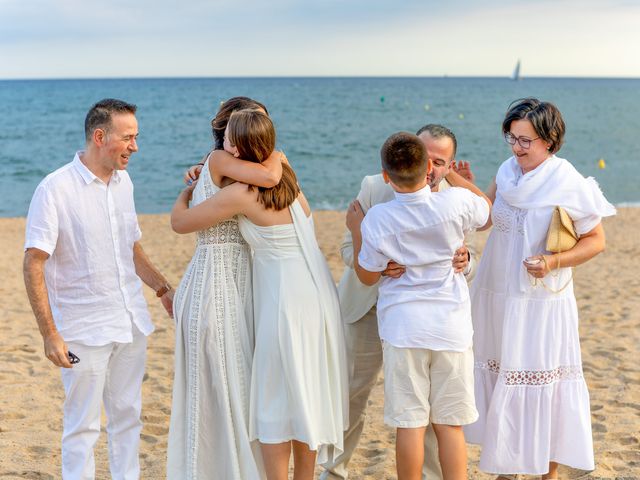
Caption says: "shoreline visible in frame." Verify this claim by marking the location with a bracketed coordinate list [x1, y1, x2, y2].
[1, 209, 638, 478]
[2, 201, 638, 222]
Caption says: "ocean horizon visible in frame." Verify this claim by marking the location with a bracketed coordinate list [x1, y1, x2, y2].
[2, 76, 638, 217]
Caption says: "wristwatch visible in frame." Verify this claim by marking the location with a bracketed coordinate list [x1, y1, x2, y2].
[155, 283, 172, 297]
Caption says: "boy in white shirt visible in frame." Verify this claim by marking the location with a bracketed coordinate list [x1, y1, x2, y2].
[346, 131, 491, 479]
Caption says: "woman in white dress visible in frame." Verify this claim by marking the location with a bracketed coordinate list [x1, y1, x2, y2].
[465, 98, 616, 479]
[171, 109, 348, 480]
[167, 97, 286, 480]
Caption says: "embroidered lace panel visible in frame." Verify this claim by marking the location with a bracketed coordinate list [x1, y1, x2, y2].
[183, 168, 251, 478]
[492, 195, 526, 236]
[476, 359, 584, 386]
[196, 218, 247, 246]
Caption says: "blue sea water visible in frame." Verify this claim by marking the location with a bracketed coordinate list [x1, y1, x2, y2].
[1, 77, 638, 217]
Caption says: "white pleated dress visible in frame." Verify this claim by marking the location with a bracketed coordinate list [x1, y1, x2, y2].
[465, 156, 615, 475]
[167, 162, 264, 480]
[238, 200, 348, 464]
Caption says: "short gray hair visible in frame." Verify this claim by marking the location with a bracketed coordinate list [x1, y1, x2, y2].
[415, 124, 457, 158]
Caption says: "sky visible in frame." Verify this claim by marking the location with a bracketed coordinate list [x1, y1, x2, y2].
[1, 0, 639, 79]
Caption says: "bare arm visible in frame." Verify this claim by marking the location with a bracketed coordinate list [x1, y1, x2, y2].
[171, 182, 251, 234]
[526, 223, 606, 278]
[132, 242, 174, 318]
[23, 248, 72, 368]
[210, 150, 284, 188]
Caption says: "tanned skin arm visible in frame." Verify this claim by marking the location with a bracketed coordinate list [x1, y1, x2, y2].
[23, 248, 72, 368]
[132, 242, 174, 318]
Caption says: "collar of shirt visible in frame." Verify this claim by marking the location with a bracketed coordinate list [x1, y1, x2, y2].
[72, 151, 122, 185]
[392, 183, 431, 203]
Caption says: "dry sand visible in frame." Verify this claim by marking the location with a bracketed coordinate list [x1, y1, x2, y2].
[0, 209, 638, 479]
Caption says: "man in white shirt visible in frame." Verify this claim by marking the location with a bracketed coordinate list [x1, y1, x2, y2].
[321, 124, 478, 480]
[23, 98, 174, 479]
[345, 131, 490, 479]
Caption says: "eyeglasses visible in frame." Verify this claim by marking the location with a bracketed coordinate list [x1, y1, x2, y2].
[504, 132, 540, 149]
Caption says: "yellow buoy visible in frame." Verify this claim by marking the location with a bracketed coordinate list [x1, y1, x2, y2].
[598, 158, 606, 169]
[458, 113, 464, 120]
[424, 104, 430, 111]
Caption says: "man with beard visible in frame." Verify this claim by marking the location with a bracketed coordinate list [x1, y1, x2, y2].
[321, 124, 478, 480]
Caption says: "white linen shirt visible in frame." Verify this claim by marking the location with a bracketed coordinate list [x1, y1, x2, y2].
[358, 184, 489, 351]
[24, 152, 153, 346]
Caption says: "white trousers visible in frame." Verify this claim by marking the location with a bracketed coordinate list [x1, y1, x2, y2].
[320, 307, 443, 480]
[60, 327, 147, 480]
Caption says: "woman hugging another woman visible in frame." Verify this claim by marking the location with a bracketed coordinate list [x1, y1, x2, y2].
[171, 108, 348, 480]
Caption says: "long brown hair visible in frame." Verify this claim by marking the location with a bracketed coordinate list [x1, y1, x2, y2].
[226, 109, 300, 211]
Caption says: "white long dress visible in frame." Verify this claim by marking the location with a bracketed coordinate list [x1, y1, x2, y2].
[167, 162, 264, 479]
[465, 156, 615, 475]
[238, 200, 348, 464]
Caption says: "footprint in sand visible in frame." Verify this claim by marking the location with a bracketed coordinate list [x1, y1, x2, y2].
[142, 414, 166, 423]
[0, 412, 26, 421]
[0, 472, 55, 480]
[143, 424, 169, 435]
[27, 445, 50, 455]
[620, 435, 639, 446]
[140, 433, 158, 444]
[592, 422, 607, 433]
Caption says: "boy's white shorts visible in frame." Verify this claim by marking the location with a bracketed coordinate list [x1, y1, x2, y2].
[383, 342, 478, 428]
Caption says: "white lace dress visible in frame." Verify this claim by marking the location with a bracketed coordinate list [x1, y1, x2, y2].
[465, 192, 595, 474]
[167, 162, 264, 479]
[238, 200, 348, 464]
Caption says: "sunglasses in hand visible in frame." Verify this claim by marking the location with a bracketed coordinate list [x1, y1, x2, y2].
[68, 351, 80, 364]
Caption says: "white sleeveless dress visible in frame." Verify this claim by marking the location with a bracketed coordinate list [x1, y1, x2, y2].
[167, 162, 264, 479]
[238, 200, 348, 464]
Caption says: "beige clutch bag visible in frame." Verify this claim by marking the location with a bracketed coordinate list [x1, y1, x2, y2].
[546, 206, 578, 253]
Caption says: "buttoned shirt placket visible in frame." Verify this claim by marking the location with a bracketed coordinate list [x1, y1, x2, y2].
[104, 175, 135, 327]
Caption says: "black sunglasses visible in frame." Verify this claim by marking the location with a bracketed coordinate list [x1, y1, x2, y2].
[68, 351, 80, 364]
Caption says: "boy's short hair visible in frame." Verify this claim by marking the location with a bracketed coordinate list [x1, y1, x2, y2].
[380, 132, 428, 187]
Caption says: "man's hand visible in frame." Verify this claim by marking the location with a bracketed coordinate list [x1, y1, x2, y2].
[345, 200, 365, 234]
[184, 164, 203, 185]
[161, 289, 175, 319]
[44, 331, 73, 368]
[452, 160, 475, 184]
[452, 245, 470, 273]
[382, 261, 406, 278]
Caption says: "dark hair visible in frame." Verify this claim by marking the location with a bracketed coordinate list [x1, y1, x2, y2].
[502, 98, 566, 154]
[211, 97, 268, 150]
[226, 109, 299, 211]
[380, 132, 428, 187]
[84, 98, 137, 142]
[415, 124, 457, 158]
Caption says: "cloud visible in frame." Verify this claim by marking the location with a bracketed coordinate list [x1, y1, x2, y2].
[0, 0, 638, 78]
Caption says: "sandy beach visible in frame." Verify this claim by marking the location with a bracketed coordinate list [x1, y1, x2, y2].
[0, 209, 638, 479]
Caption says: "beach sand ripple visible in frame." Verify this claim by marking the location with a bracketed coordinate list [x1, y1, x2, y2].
[0, 210, 637, 479]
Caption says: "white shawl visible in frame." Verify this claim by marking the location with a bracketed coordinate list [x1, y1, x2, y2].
[496, 155, 616, 291]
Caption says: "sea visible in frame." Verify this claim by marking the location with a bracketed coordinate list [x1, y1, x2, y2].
[1, 77, 638, 217]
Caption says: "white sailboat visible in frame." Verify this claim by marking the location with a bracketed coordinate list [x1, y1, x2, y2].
[511, 59, 521, 81]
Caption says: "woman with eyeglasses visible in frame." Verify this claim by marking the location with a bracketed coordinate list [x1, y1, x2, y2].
[464, 98, 615, 479]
